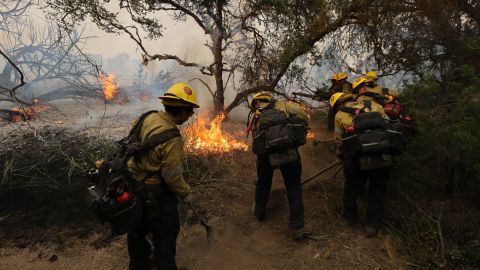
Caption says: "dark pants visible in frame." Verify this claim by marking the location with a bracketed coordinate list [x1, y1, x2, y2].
[342, 156, 389, 228]
[327, 107, 335, 132]
[255, 154, 305, 230]
[127, 184, 180, 270]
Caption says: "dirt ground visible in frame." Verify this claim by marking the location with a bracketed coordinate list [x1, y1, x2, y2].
[0, 99, 416, 269]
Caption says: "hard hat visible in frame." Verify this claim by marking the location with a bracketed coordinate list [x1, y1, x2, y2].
[364, 71, 378, 83]
[250, 92, 272, 108]
[329, 92, 346, 108]
[331, 72, 348, 81]
[336, 72, 348, 81]
[159, 82, 199, 108]
[352, 77, 367, 90]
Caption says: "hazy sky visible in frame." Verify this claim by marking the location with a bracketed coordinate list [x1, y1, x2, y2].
[81, 9, 212, 65]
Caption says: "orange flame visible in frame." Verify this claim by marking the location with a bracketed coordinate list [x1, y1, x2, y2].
[183, 111, 248, 155]
[10, 102, 48, 122]
[307, 130, 314, 140]
[99, 74, 118, 100]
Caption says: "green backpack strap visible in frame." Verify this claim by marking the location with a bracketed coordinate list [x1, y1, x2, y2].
[129, 128, 181, 154]
[338, 106, 357, 115]
[119, 110, 159, 146]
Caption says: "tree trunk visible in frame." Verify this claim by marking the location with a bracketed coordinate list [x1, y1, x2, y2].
[212, 0, 225, 114]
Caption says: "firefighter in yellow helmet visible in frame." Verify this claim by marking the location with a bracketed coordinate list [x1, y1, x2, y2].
[331, 91, 391, 238]
[327, 72, 353, 132]
[247, 92, 313, 240]
[127, 82, 199, 269]
[363, 71, 398, 102]
[329, 72, 353, 95]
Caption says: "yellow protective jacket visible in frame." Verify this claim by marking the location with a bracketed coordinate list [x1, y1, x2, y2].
[127, 111, 191, 198]
[366, 85, 398, 97]
[334, 100, 389, 156]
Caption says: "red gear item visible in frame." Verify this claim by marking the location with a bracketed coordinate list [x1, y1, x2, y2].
[345, 125, 355, 134]
[116, 191, 131, 203]
[384, 103, 403, 119]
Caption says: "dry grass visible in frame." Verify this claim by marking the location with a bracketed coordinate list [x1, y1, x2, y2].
[0, 126, 117, 191]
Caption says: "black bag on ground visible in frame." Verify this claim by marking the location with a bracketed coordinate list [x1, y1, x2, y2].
[89, 110, 180, 235]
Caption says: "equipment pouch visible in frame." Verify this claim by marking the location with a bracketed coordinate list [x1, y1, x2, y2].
[289, 123, 307, 146]
[97, 191, 143, 235]
[358, 154, 392, 170]
[353, 112, 386, 132]
[268, 148, 299, 167]
[358, 130, 390, 154]
[265, 124, 294, 151]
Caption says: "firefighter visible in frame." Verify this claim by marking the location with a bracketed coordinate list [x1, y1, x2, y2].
[248, 93, 312, 240]
[363, 70, 398, 98]
[331, 81, 391, 238]
[327, 73, 353, 132]
[126, 82, 199, 270]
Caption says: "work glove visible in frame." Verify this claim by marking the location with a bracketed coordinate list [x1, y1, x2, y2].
[182, 193, 194, 207]
[181, 193, 202, 215]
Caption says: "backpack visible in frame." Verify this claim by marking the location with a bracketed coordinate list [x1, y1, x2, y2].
[339, 100, 405, 170]
[88, 110, 181, 235]
[252, 101, 308, 155]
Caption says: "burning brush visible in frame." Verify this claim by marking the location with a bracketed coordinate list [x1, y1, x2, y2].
[183, 111, 248, 155]
[99, 73, 119, 101]
[9, 99, 48, 122]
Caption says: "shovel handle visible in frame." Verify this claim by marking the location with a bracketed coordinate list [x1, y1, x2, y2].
[301, 161, 341, 185]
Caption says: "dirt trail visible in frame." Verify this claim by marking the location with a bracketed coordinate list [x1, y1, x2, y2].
[0, 102, 414, 269]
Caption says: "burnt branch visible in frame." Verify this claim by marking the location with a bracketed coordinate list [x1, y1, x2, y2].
[0, 50, 27, 96]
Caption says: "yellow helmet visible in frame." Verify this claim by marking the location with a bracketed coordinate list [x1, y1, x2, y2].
[352, 77, 367, 90]
[159, 82, 200, 108]
[336, 72, 348, 81]
[330, 92, 346, 108]
[331, 72, 348, 81]
[250, 92, 272, 108]
[364, 71, 378, 83]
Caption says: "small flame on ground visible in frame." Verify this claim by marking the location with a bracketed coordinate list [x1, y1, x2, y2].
[307, 130, 314, 140]
[10, 102, 48, 122]
[183, 111, 248, 155]
[99, 74, 118, 100]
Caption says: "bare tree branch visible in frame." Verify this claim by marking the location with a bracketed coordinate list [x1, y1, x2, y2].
[189, 78, 214, 98]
